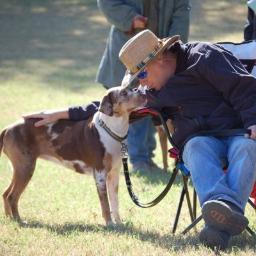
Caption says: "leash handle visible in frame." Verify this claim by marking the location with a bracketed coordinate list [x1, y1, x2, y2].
[122, 157, 178, 208]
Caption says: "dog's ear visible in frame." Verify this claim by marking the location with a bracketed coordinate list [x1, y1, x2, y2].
[99, 93, 113, 116]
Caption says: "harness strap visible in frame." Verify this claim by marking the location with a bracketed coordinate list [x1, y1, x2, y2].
[98, 119, 127, 142]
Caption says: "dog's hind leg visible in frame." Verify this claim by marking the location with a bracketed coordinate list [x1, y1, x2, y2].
[2, 127, 37, 222]
[107, 168, 121, 224]
[3, 179, 14, 217]
[3, 158, 36, 222]
[93, 170, 113, 225]
[2, 136, 36, 221]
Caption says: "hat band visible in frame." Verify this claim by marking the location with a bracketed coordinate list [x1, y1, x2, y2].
[134, 43, 162, 73]
[136, 52, 156, 70]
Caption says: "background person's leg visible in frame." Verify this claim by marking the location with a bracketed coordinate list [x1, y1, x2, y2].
[128, 117, 156, 171]
[146, 118, 158, 168]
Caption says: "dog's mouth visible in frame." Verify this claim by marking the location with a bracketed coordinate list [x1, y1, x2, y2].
[135, 93, 147, 105]
[126, 94, 147, 113]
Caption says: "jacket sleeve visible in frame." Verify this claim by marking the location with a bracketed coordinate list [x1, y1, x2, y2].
[168, 0, 190, 42]
[68, 101, 100, 121]
[197, 46, 256, 128]
[97, 0, 139, 32]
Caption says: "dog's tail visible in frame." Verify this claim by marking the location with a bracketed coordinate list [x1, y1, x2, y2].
[0, 128, 6, 156]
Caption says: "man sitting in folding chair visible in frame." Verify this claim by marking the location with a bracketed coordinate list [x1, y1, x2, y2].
[119, 29, 256, 250]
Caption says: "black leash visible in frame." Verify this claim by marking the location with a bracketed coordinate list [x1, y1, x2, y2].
[122, 157, 179, 208]
[121, 109, 179, 208]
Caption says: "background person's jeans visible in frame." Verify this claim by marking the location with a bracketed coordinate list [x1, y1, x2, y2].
[182, 135, 256, 211]
[128, 116, 156, 165]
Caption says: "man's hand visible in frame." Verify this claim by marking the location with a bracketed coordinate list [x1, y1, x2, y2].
[23, 110, 69, 127]
[126, 15, 147, 35]
[247, 125, 256, 139]
[132, 15, 148, 29]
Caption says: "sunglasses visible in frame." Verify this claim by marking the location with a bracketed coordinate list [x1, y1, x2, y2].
[137, 70, 148, 79]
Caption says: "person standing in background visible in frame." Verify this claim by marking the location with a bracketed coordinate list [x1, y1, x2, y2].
[244, 0, 256, 40]
[96, 0, 190, 172]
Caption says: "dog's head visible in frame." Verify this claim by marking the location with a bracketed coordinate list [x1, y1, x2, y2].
[99, 86, 146, 116]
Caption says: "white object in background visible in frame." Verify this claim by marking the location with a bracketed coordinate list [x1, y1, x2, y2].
[248, 0, 256, 13]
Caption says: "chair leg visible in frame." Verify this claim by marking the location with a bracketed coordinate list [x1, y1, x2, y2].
[246, 226, 256, 237]
[172, 176, 198, 234]
[172, 186, 186, 234]
[193, 189, 197, 219]
[248, 198, 256, 210]
[183, 176, 195, 223]
[181, 215, 203, 235]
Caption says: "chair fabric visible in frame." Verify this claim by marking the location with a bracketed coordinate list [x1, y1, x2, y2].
[218, 40, 256, 77]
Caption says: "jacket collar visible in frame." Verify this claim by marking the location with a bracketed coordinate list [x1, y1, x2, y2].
[173, 42, 188, 74]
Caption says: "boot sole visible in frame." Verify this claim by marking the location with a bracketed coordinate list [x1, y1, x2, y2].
[202, 201, 248, 235]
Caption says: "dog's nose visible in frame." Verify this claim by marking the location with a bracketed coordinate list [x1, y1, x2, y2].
[135, 86, 148, 95]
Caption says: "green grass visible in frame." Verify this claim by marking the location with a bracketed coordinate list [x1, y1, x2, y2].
[0, 0, 256, 255]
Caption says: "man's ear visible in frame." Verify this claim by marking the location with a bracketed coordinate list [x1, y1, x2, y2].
[99, 93, 113, 116]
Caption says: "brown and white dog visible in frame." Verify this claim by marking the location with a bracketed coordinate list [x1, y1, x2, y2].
[0, 86, 146, 225]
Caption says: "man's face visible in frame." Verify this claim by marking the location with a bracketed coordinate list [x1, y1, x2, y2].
[138, 57, 175, 91]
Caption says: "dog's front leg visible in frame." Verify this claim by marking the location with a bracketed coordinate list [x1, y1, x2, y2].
[93, 170, 113, 225]
[107, 168, 121, 224]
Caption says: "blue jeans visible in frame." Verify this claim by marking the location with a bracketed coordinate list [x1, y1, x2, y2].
[127, 117, 156, 165]
[182, 136, 256, 211]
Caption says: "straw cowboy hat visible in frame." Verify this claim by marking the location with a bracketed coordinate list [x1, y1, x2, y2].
[119, 29, 180, 88]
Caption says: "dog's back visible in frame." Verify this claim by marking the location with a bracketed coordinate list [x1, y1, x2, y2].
[1, 117, 108, 173]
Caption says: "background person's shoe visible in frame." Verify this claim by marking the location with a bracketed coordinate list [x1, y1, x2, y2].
[199, 225, 230, 250]
[202, 200, 248, 236]
[148, 159, 162, 171]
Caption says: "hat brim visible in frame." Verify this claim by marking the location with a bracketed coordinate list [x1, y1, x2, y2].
[121, 35, 180, 89]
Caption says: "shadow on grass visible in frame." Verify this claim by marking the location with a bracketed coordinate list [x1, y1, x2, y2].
[0, 0, 109, 91]
[20, 220, 200, 252]
[130, 168, 186, 187]
[19, 219, 256, 253]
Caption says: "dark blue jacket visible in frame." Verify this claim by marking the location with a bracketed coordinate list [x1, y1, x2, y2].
[69, 42, 256, 148]
[147, 42, 256, 146]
